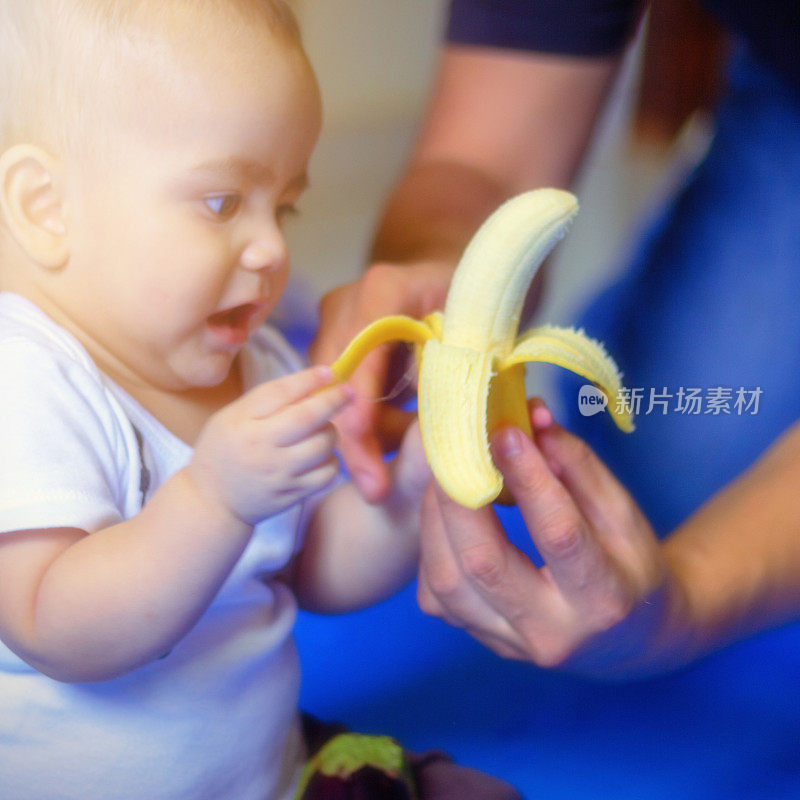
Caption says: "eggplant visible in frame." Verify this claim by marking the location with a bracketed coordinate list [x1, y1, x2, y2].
[294, 733, 417, 800]
[297, 764, 414, 799]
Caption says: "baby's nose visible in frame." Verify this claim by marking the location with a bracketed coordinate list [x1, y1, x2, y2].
[240, 235, 288, 273]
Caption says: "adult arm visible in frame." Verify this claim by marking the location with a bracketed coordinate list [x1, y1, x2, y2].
[310, 45, 620, 502]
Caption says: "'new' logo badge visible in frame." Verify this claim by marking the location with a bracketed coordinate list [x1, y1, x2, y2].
[578, 384, 607, 416]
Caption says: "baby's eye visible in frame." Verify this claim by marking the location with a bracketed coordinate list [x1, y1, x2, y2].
[204, 194, 241, 219]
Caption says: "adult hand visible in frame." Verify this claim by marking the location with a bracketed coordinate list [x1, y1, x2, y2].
[417, 403, 690, 678]
[309, 260, 452, 503]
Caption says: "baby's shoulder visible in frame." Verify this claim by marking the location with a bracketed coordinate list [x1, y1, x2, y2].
[0, 297, 103, 392]
[0, 297, 139, 530]
[0, 294, 120, 432]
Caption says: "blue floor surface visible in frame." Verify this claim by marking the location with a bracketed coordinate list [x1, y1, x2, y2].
[296, 505, 800, 800]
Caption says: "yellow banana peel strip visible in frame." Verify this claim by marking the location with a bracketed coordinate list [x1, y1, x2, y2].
[330, 188, 634, 509]
[331, 315, 436, 382]
[503, 326, 634, 433]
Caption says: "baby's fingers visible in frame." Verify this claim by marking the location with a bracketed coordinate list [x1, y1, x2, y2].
[294, 455, 341, 495]
[247, 366, 336, 419]
[275, 383, 355, 446]
[285, 426, 339, 474]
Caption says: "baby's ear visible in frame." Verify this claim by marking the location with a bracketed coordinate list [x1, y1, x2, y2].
[0, 144, 69, 269]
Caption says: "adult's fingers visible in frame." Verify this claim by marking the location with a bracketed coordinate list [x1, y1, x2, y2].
[373, 404, 416, 454]
[426, 482, 550, 630]
[308, 281, 363, 367]
[311, 262, 450, 501]
[418, 485, 472, 622]
[533, 413, 633, 536]
[418, 486, 531, 649]
[490, 425, 618, 611]
[464, 626, 538, 662]
[310, 269, 406, 385]
[334, 398, 392, 502]
[533, 414, 663, 600]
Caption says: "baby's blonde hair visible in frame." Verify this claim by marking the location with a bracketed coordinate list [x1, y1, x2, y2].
[0, 0, 300, 156]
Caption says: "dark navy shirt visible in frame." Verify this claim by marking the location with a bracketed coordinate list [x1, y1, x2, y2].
[446, 0, 800, 90]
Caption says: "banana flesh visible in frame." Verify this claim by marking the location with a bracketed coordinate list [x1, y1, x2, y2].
[332, 188, 634, 509]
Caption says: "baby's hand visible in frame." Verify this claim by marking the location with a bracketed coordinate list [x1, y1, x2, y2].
[188, 366, 353, 526]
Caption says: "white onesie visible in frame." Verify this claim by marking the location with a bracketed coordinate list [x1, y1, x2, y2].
[0, 291, 312, 800]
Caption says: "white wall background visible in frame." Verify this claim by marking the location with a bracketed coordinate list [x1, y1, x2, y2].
[284, 1, 450, 302]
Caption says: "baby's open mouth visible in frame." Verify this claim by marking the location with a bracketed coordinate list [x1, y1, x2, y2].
[207, 303, 262, 344]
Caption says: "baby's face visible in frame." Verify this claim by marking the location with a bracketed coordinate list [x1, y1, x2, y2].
[53, 22, 321, 392]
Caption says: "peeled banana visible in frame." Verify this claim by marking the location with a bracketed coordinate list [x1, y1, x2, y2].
[332, 188, 634, 509]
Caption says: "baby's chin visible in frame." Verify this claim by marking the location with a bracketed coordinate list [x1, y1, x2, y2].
[156, 346, 240, 394]
[186, 354, 241, 390]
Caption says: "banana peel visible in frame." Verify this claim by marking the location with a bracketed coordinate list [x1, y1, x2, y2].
[332, 189, 634, 509]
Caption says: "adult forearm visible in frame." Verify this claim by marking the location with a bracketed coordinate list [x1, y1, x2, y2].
[369, 46, 620, 302]
[23, 468, 252, 682]
[584, 423, 800, 680]
[371, 159, 509, 269]
[662, 422, 800, 665]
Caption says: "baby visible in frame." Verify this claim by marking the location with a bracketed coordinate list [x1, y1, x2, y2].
[0, 2, 432, 798]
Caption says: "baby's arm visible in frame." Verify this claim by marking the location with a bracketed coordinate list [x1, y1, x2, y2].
[290, 422, 431, 613]
[0, 473, 250, 682]
[0, 367, 351, 682]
